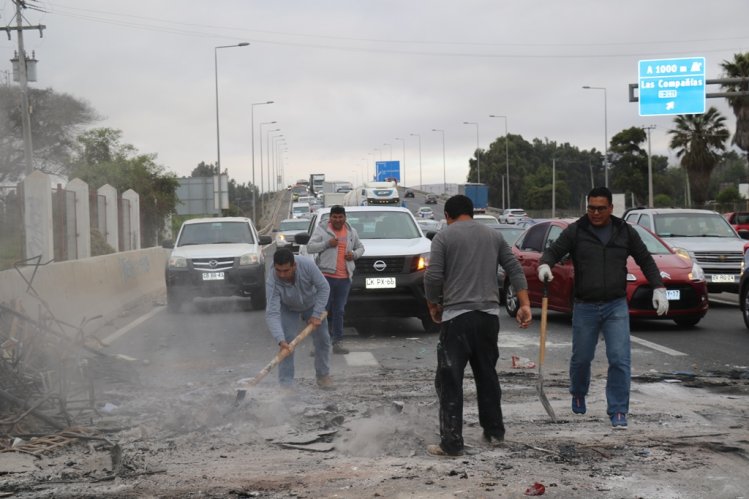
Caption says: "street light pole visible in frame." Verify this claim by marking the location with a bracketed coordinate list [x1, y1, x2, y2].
[251, 100, 273, 222]
[214, 42, 249, 172]
[410, 133, 422, 189]
[582, 85, 609, 187]
[489, 115, 510, 208]
[258, 121, 276, 195]
[643, 125, 656, 207]
[394, 137, 406, 186]
[463, 122, 480, 183]
[268, 131, 282, 192]
[432, 129, 446, 194]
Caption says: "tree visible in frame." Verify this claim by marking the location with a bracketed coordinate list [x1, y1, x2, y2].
[70, 128, 179, 246]
[720, 52, 749, 163]
[0, 86, 97, 182]
[191, 161, 219, 177]
[667, 107, 730, 206]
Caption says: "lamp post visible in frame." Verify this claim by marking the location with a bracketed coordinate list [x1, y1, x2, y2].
[432, 129, 446, 194]
[582, 85, 609, 187]
[258, 121, 277, 194]
[410, 133, 422, 189]
[643, 125, 656, 207]
[251, 100, 273, 221]
[489, 114, 510, 209]
[394, 137, 406, 186]
[463, 122, 480, 183]
[214, 42, 249, 172]
[268, 131, 282, 192]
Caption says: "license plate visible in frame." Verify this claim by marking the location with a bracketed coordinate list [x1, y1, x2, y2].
[666, 289, 680, 301]
[366, 277, 396, 289]
[711, 274, 735, 283]
[202, 272, 225, 281]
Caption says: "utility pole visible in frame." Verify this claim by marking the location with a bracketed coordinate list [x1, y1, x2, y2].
[1, 1, 46, 176]
[643, 125, 656, 207]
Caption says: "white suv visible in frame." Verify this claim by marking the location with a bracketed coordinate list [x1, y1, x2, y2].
[295, 206, 435, 332]
[163, 217, 271, 312]
[624, 208, 747, 292]
[499, 208, 528, 224]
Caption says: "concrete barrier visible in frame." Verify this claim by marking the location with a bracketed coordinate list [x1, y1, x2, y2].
[0, 247, 168, 332]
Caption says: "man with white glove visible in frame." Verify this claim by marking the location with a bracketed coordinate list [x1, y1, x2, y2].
[538, 187, 667, 430]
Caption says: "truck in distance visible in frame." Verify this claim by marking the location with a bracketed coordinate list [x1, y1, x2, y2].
[343, 181, 400, 206]
[458, 183, 489, 213]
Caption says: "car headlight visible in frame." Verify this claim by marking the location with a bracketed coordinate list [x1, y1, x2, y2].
[415, 252, 430, 271]
[688, 262, 705, 282]
[626, 273, 637, 282]
[168, 255, 187, 268]
[239, 252, 260, 265]
[276, 234, 287, 246]
[672, 246, 692, 262]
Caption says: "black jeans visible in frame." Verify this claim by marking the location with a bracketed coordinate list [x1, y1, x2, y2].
[435, 311, 504, 454]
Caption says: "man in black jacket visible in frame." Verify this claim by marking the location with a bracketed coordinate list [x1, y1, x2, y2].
[538, 187, 669, 429]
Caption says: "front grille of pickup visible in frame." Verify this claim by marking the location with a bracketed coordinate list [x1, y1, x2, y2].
[693, 251, 742, 265]
[355, 256, 407, 275]
[191, 257, 235, 272]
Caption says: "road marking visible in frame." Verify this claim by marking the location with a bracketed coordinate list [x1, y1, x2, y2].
[101, 306, 163, 346]
[631, 336, 687, 356]
[344, 351, 379, 367]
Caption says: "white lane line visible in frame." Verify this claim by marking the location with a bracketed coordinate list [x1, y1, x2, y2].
[631, 335, 687, 357]
[101, 306, 163, 346]
[344, 351, 379, 367]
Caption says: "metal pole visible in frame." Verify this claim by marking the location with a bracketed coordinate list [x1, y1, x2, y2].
[582, 86, 608, 187]
[214, 43, 249, 173]
[552, 158, 556, 218]
[251, 101, 273, 222]
[644, 125, 656, 207]
[395, 137, 406, 186]
[16, 3, 33, 176]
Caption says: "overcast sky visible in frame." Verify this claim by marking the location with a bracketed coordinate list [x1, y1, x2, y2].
[3, 0, 748, 190]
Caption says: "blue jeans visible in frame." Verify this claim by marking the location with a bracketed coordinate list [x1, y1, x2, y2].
[278, 304, 331, 386]
[325, 276, 351, 344]
[570, 298, 631, 416]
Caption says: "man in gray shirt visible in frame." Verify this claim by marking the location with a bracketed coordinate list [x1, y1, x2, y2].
[424, 194, 532, 456]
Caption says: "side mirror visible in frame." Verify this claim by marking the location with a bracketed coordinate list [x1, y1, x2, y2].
[161, 240, 174, 249]
[295, 233, 311, 244]
[426, 231, 437, 240]
[272, 228, 279, 232]
[258, 235, 272, 245]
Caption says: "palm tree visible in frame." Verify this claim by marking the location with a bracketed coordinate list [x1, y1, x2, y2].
[720, 52, 749, 163]
[667, 107, 730, 206]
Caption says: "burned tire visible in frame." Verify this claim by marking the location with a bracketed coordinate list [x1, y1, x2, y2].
[250, 287, 266, 310]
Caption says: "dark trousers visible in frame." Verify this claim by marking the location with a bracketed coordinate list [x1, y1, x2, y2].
[435, 311, 504, 454]
[325, 276, 351, 344]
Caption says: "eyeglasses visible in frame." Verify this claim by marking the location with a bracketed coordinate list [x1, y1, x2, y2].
[586, 205, 610, 213]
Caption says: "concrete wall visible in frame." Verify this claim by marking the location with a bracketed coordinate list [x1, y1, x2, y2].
[0, 247, 167, 332]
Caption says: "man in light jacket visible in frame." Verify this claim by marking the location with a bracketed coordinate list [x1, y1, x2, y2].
[266, 248, 334, 390]
[306, 205, 365, 354]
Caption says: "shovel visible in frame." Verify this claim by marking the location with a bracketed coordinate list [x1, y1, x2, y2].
[235, 311, 328, 404]
[537, 280, 557, 422]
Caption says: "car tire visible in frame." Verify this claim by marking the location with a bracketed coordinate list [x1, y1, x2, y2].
[251, 287, 266, 311]
[673, 315, 701, 327]
[166, 288, 185, 313]
[421, 316, 440, 334]
[741, 284, 749, 330]
[504, 281, 518, 318]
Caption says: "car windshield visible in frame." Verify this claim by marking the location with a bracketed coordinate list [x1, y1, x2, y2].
[631, 224, 671, 255]
[292, 205, 310, 214]
[279, 220, 310, 231]
[177, 222, 254, 246]
[495, 227, 524, 245]
[653, 213, 737, 238]
[319, 211, 421, 239]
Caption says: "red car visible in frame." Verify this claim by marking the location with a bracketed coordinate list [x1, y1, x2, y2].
[723, 212, 749, 234]
[504, 220, 709, 327]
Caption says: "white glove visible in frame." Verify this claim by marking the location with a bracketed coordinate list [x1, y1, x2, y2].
[537, 264, 553, 283]
[652, 288, 669, 316]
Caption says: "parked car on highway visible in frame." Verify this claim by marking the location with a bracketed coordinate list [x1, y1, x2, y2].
[504, 219, 709, 326]
[296, 206, 436, 332]
[424, 193, 438, 204]
[291, 202, 312, 219]
[163, 217, 272, 312]
[625, 208, 748, 293]
[273, 218, 311, 254]
[499, 208, 528, 224]
[417, 206, 435, 219]
[723, 212, 749, 233]
[473, 214, 501, 228]
[404, 189, 415, 198]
